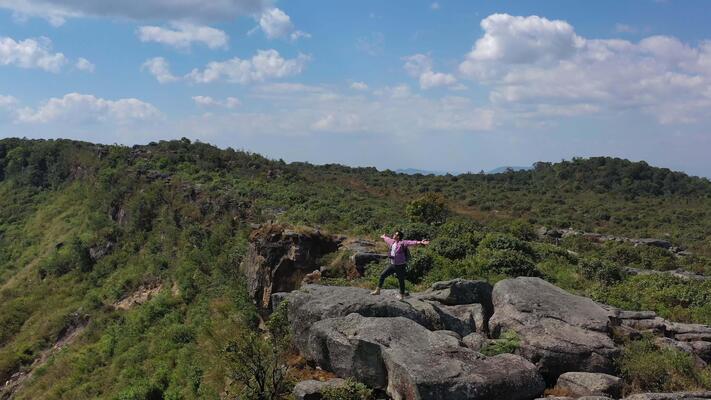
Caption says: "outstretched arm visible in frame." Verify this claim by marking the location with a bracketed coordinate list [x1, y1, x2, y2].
[381, 234, 395, 246]
[401, 239, 430, 247]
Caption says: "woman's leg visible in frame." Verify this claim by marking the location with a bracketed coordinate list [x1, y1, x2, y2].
[378, 265, 396, 288]
[394, 264, 407, 294]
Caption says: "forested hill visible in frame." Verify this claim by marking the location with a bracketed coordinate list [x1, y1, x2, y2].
[1, 137, 711, 399]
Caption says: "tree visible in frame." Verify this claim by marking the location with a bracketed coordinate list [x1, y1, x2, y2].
[223, 302, 293, 400]
[406, 193, 449, 225]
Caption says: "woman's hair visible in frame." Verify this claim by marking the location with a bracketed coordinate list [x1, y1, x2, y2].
[394, 230, 404, 239]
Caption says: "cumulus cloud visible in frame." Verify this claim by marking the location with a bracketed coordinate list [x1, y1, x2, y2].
[75, 57, 95, 72]
[458, 13, 711, 124]
[0, 95, 18, 108]
[251, 7, 310, 41]
[0, 36, 67, 72]
[192, 95, 240, 109]
[350, 81, 368, 90]
[181, 84, 494, 137]
[0, 0, 271, 25]
[356, 32, 384, 56]
[185, 49, 310, 84]
[137, 22, 228, 50]
[403, 54, 457, 89]
[15, 93, 160, 124]
[141, 57, 179, 83]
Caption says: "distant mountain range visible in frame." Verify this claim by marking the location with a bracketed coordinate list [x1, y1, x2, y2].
[395, 166, 532, 175]
[486, 166, 533, 174]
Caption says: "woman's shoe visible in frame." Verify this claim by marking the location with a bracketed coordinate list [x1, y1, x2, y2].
[370, 288, 380, 295]
[397, 293, 404, 300]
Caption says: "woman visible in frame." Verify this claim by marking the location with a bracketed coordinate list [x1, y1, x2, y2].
[370, 231, 430, 300]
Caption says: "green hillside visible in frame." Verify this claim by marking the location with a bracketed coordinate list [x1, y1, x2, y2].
[1, 138, 711, 399]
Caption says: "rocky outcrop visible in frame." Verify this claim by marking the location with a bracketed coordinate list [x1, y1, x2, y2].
[279, 279, 541, 400]
[293, 378, 346, 400]
[306, 313, 544, 400]
[240, 224, 340, 308]
[623, 393, 711, 400]
[489, 277, 619, 382]
[556, 372, 622, 398]
[284, 284, 462, 350]
[607, 308, 711, 365]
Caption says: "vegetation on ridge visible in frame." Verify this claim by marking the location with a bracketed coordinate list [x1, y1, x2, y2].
[1, 137, 711, 398]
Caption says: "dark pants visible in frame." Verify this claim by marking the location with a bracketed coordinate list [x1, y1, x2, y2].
[378, 263, 407, 294]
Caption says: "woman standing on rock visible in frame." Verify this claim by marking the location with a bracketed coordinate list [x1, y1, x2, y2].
[371, 231, 429, 300]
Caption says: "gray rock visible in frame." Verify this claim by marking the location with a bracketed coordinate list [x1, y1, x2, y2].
[285, 285, 449, 351]
[306, 313, 545, 400]
[623, 393, 711, 399]
[240, 224, 340, 309]
[462, 333, 488, 351]
[431, 303, 484, 336]
[417, 279, 493, 309]
[433, 330, 462, 341]
[293, 378, 346, 400]
[556, 372, 622, 398]
[489, 277, 619, 382]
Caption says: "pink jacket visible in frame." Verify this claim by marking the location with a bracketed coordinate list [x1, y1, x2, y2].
[381, 235, 426, 265]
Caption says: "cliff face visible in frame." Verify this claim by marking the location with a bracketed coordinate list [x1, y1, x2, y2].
[240, 224, 340, 309]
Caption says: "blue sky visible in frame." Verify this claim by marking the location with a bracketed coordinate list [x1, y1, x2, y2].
[1, 1, 710, 177]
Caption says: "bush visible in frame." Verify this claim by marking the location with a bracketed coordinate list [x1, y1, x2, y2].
[406, 251, 435, 284]
[322, 379, 373, 400]
[619, 336, 711, 393]
[580, 258, 623, 285]
[478, 249, 539, 277]
[405, 193, 449, 225]
[477, 233, 537, 260]
[482, 330, 520, 356]
[39, 236, 93, 277]
[590, 274, 711, 324]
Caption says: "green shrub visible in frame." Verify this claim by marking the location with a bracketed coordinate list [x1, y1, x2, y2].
[405, 193, 449, 225]
[478, 249, 539, 277]
[482, 330, 520, 356]
[322, 378, 373, 400]
[477, 233, 537, 260]
[590, 274, 711, 324]
[580, 258, 623, 285]
[619, 336, 711, 393]
[38, 236, 93, 277]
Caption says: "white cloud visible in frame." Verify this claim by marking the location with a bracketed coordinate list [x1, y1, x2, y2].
[430, 2, 440, 10]
[15, 93, 160, 124]
[186, 49, 310, 84]
[75, 57, 95, 72]
[350, 81, 368, 90]
[0, 95, 18, 108]
[403, 53, 457, 89]
[0, 36, 67, 72]
[458, 13, 711, 124]
[137, 22, 228, 50]
[192, 95, 240, 109]
[141, 57, 179, 83]
[253, 7, 309, 41]
[0, 0, 271, 26]
[181, 84, 494, 137]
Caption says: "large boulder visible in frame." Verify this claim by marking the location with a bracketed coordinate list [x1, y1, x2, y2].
[306, 313, 545, 400]
[623, 393, 711, 400]
[283, 285, 477, 350]
[556, 372, 622, 398]
[293, 378, 346, 400]
[240, 224, 340, 308]
[489, 277, 619, 382]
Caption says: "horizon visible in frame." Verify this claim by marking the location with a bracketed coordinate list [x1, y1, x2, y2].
[1, 1, 711, 178]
